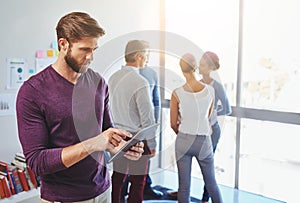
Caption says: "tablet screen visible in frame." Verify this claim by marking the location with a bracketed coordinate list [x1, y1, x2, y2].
[108, 123, 160, 163]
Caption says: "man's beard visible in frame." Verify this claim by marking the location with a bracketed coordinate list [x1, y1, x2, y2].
[65, 49, 89, 73]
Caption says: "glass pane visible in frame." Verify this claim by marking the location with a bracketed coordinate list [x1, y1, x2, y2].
[213, 116, 236, 187]
[164, 0, 239, 106]
[161, 108, 177, 171]
[239, 119, 300, 203]
[241, 0, 300, 113]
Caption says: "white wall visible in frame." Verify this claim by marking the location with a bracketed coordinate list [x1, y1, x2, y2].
[0, 0, 161, 162]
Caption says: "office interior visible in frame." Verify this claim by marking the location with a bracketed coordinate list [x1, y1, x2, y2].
[0, 0, 299, 202]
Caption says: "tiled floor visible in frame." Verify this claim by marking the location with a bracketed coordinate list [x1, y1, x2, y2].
[11, 169, 286, 203]
[148, 169, 286, 203]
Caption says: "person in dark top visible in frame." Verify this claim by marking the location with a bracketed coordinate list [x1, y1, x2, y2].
[16, 12, 144, 203]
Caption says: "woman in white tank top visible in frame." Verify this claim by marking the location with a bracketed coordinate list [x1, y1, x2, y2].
[170, 53, 223, 203]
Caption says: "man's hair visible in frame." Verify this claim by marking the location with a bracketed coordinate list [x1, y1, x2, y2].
[56, 12, 105, 50]
[125, 40, 149, 63]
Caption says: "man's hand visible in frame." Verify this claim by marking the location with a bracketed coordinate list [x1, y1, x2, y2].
[62, 128, 131, 168]
[95, 128, 132, 152]
[123, 141, 144, 161]
[108, 139, 127, 155]
[149, 149, 156, 158]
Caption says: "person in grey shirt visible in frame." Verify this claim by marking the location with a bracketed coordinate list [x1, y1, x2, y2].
[109, 40, 157, 203]
[121, 65, 163, 199]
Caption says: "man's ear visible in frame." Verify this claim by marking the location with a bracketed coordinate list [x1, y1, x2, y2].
[136, 53, 143, 61]
[58, 38, 69, 51]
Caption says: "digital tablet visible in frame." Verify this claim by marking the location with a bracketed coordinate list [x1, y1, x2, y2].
[108, 123, 160, 163]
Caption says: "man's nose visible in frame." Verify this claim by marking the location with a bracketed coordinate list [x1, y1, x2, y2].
[86, 51, 94, 61]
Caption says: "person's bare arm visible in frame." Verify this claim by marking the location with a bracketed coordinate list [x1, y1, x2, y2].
[170, 91, 180, 134]
[62, 128, 131, 167]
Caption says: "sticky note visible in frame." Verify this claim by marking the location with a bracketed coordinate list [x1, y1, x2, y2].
[28, 69, 35, 74]
[36, 50, 44, 58]
[51, 41, 58, 50]
[47, 49, 54, 57]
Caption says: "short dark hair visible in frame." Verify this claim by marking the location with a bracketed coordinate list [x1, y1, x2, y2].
[125, 40, 149, 63]
[56, 12, 105, 49]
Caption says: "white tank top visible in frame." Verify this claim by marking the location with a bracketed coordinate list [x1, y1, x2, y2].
[175, 84, 215, 135]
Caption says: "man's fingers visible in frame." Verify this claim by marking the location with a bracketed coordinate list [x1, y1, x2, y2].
[124, 150, 142, 161]
[135, 141, 144, 148]
[130, 145, 144, 154]
[110, 134, 122, 144]
[109, 128, 132, 139]
[110, 137, 120, 147]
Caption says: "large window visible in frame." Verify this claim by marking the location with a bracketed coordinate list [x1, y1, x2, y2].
[241, 0, 300, 113]
[160, 0, 300, 202]
[238, 1, 300, 202]
[163, 0, 239, 103]
[239, 119, 300, 203]
[162, 0, 239, 188]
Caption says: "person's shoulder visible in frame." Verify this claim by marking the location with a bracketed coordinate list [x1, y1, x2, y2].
[18, 67, 52, 98]
[85, 68, 107, 85]
[212, 79, 224, 89]
[171, 86, 183, 102]
[173, 86, 183, 94]
[143, 66, 155, 72]
[141, 66, 157, 76]
[24, 66, 52, 88]
[108, 68, 144, 88]
[108, 68, 129, 81]
[205, 84, 215, 94]
[86, 68, 104, 80]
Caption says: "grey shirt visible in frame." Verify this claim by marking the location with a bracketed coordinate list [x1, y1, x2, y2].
[108, 66, 156, 149]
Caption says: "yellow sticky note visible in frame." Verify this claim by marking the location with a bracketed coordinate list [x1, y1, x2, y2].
[47, 49, 54, 57]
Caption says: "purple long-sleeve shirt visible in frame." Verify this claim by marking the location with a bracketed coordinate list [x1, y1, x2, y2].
[16, 66, 113, 202]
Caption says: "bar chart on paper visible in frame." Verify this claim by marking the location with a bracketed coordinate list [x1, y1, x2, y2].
[0, 93, 16, 116]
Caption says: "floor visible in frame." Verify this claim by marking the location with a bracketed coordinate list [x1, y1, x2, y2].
[148, 169, 286, 203]
[12, 169, 287, 203]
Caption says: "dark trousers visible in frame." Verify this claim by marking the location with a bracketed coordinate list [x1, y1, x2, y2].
[121, 162, 152, 197]
[112, 142, 150, 203]
[202, 122, 221, 202]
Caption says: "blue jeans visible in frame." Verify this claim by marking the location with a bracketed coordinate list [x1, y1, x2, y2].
[202, 122, 221, 202]
[176, 132, 223, 203]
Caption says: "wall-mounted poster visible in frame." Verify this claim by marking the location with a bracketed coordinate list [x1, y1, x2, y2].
[6, 58, 27, 89]
[0, 93, 16, 116]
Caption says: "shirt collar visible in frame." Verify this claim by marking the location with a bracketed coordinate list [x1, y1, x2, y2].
[122, 65, 139, 73]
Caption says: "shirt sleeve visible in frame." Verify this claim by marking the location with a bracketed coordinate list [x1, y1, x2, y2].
[214, 81, 232, 116]
[135, 83, 156, 150]
[101, 80, 114, 130]
[16, 83, 66, 176]
[152, 73, 161, 123]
